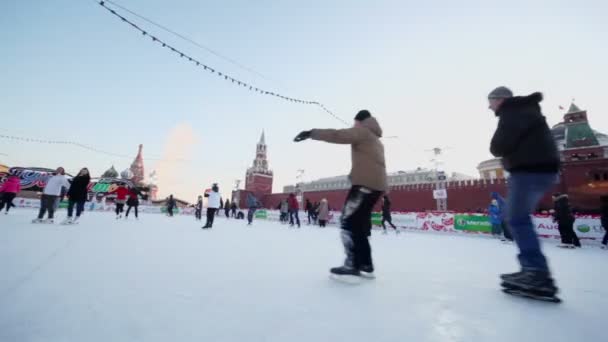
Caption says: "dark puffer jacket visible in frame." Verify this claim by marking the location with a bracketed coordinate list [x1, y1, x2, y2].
[490, 92, 560, 173]
[67, 174, 91, 202]
[553, 195, 574, 225]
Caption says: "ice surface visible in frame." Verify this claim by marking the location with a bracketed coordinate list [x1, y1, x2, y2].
[0, 209, 606, 342]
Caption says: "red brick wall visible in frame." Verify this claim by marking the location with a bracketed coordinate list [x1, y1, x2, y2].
[258, 160, 608, 212]
[260, 179, 559, 212]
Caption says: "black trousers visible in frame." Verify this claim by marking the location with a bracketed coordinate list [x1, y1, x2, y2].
[382, 214, 396, 229]
[38, 194, 58, 219]
[247, 208, 256, 224]
[603, 231, 608, 246]
[502, 221, 513, 241]
[205, 208, 217, 227]
[0, 192, 17, 212]
[225, 208, 230, 218]
[195, 208, 202, 220]
[115, 203, 125, 215]
[67, 200, 85, 218]
[126, 205, 138, 218]
[319, 219, 327, 227]
[340, 186, 382, 269]
[558, 219, 580, 246]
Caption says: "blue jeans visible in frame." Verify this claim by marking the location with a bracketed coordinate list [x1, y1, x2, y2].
[507, 172, 557, 273]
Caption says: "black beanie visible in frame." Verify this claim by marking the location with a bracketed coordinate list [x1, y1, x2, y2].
[354, 110, 371, 122]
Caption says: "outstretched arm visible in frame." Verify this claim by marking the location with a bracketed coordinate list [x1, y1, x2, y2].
[310, 127, 365, 145]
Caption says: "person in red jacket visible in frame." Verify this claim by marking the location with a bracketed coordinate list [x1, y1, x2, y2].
[112, 184, 129, 219]
[288, 193, 301, 228]
[0, 175, 21, 214]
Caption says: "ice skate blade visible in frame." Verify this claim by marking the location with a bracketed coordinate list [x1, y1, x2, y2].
[360, 271, 376, 279]
[329, 273, 363, 284]
[502, 288, 561, 303]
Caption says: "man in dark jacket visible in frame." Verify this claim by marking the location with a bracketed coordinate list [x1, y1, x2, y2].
[305, 199, 314, 225]
[246, 193, 260, 225]
[294, 109, 387, 277]
[64, 168, 91, 224]
[552, 193, 580, 248]
[381, 195, 398, 234]
[488, 87, 560, 297]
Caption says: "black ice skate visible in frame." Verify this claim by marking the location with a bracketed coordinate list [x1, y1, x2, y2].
[329, 266, 361, 282]
[501, 270, 561, 303]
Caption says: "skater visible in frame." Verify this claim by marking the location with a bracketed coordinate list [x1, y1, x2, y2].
[0, 175, 21, 214]
[63, 168, 91, 224]
[491, 192, 513, 242]
[294, 109, 387, 277]
[33, 167, 71, 223]
[194, 195, 203, 221]
[279, 199, 289, 224]
[305, 199, 314, 225]
[313, 202, 320, 225]
[202, 184, 220, 228]
[219, 198, 224, 217]
[488, 87, 561, 301]
[224, 199, 231, 218]
[113, 183, 129, 219]
[125, 186, 141, 219]
[318, 198, 329, 227]
[488, 198, 503, 238]
[601, 195, 608, 249]
[246, 192, 260, 225]
[231, 202, 237, 218]
[381, 195, 398, 234]
[287, 193, 301, 228]
[552, 193, 580, 248]
[166, 195, 176, 217]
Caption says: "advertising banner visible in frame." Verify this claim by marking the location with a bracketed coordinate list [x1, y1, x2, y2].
[454, 214, 492, 233]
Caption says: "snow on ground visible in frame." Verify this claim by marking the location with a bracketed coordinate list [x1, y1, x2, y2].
[0, 208, 606, 342]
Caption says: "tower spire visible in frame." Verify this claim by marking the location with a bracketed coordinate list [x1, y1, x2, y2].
[259, 130, 265, 145]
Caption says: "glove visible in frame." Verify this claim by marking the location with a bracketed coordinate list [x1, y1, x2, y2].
[294, 130, 312, 142]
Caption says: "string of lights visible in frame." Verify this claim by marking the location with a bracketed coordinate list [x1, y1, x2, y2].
[95, 0, 350, 126]
[0, 133, 189, 162]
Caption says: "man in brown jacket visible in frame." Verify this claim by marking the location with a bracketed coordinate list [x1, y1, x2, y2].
[294, 110, 387, 277]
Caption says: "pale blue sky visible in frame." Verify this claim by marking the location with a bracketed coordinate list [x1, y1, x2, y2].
[1, 0, 607, 201]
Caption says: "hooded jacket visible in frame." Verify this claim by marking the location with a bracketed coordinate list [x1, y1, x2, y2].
[67, 174, 91, 202]
[490, 93, 560, 173]
[0, 176, 21, 194]
[247, 193, 260, 209]
[317, 200, 329, 221]
[488, 204, 502, 225]
[311, 117, 388, 192]
[288, 194, 299, 211]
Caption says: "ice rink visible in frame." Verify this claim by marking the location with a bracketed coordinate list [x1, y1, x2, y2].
[1, 209, 606, 342]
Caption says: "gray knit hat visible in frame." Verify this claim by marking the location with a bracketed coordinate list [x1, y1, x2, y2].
[488, 86, 513, 99]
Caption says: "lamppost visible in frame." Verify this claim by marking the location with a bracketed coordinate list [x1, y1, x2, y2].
[296, 169, 305, 207]
[427, 147, 448, 211]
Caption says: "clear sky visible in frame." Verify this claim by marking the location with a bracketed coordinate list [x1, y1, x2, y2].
[1, 0, 607, 201]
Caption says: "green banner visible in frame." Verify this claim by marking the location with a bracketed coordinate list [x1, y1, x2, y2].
[255, 210, 268, 219]
[58, 200, 69, 209]
[372, 212, 382, 226]
[454, 214, 492, 233]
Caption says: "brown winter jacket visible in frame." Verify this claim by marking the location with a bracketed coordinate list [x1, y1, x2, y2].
[310, 117, 388, 192]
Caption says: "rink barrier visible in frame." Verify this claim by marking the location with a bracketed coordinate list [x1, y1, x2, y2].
[12, 198, 605, 243]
